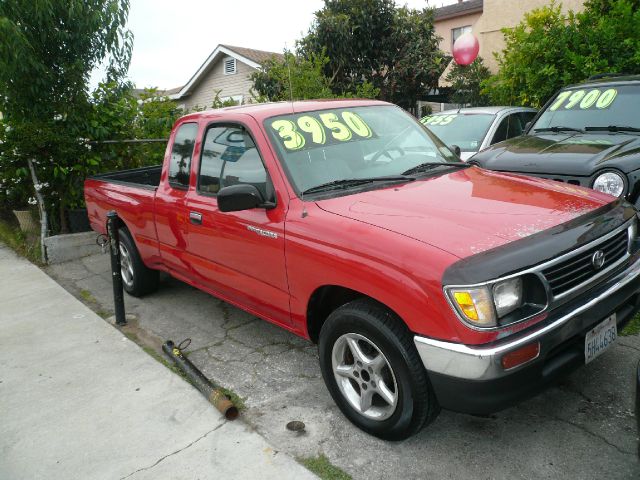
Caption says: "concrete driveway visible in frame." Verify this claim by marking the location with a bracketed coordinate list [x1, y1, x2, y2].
[47, 252, 640, 480]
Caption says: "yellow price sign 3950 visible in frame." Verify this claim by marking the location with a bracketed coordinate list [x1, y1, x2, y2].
[271, 111, 373, 151]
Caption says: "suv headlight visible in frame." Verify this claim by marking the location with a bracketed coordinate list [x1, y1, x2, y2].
[592, 171, 625, 197]
[446, 276, 544, 329]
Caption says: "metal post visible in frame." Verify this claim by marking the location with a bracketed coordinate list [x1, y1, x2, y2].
[106, 211, 127, 326]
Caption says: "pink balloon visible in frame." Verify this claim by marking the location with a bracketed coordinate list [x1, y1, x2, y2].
[452, 32, 479, 66]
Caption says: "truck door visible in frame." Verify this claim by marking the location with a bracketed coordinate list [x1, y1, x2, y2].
[184, 122, 290, 327]
[154, 122, 199, 277]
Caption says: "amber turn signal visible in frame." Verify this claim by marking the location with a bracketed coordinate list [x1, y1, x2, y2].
[501, 342, 540, 370]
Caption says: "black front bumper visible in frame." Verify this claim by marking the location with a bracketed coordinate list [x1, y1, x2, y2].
[424, 259, 640, 415]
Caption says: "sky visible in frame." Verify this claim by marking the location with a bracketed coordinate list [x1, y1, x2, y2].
[91, 0, 459, 90]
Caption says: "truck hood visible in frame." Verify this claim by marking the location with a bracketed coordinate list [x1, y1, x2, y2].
[315, 167, 613, 259]
[472, 133, 640, 176]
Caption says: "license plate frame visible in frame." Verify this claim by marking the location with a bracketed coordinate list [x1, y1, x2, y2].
[585, 313, 617, 364]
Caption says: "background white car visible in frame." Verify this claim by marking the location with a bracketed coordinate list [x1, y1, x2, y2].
[421, 106, 537, 160]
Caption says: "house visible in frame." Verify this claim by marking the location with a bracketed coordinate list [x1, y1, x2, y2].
[164, 44, 283, 111]
[433, 0, 586, 73]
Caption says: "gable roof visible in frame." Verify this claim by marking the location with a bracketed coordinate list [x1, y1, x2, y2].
[171, 44, 283, 100]
[434, 0, 483, 21]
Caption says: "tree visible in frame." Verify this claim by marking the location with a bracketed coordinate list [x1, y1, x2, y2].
[446, 57, 491, 107]
[297, 0, 448, 110]
[484, 0, 640, 108]
[251, 51, 334, 101]
[0, 0, 132, 235]
[250, 50, 379, 102]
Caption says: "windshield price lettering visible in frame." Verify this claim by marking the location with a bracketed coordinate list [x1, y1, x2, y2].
[271, 111, 373, 151]
[421, 114, 457, 126]
[549, 88, 618, 111]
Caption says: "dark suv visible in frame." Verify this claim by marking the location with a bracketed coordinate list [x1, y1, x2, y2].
[472, 75, 640, 208]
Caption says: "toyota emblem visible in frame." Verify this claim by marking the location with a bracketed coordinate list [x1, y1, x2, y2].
[591, 250, 605, 270]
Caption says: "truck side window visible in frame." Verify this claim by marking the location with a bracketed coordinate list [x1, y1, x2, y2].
[198, 125, 270, 199]
[168, 123, 198, 188]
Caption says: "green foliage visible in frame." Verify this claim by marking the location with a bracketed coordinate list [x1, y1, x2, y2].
[620, 312, 640, 336]
[484, 0, 640, 108]
[0, 0, 132, 232]
[297, 0, 448, 109]
[299, 455, 352, 480]
[251, 51, 335, 101]
[446, 57, 491, 107]
[251, 50, 379, 101]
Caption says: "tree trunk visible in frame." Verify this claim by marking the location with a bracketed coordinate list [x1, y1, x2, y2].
[27, 158, 48, 263]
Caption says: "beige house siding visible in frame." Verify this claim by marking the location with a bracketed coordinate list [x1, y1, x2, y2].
[182, 58, 256, 110]
[434, 11, 483, 85]
[435, 0, 586, 74]
[475, 0, 585, 71]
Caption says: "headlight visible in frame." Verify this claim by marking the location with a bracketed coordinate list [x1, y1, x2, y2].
[493, 278, 523, 317]
[592, 171, 625, 197]
[448, 277, 524, 328]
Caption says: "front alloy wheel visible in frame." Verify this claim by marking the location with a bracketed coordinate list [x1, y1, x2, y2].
[332, 333, 398, 420]
[319, 298, 440, 440]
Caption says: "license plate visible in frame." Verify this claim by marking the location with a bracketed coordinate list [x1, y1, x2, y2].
[585, 314, 617, 364]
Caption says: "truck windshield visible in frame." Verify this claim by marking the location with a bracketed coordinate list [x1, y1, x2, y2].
[421, 113, 494, 152]
[265, 105, 460, 194]
[532, 84, 640, 132]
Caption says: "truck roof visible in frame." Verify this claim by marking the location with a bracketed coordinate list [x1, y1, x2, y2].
[178, 99, 390, 123]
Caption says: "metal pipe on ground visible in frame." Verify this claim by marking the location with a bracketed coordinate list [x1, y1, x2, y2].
[106, 211, 126, 326]
[162, 340, 239, 420]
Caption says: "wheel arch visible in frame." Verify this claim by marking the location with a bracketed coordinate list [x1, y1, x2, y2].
[306, 285, 406, 343]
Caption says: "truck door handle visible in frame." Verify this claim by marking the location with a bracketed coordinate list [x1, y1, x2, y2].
[189, 211, 203, 225]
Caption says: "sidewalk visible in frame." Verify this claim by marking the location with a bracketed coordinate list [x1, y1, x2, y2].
[0, 244, 316, 480]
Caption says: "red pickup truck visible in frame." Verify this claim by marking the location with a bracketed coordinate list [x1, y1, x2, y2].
[85, 99, 640, 439]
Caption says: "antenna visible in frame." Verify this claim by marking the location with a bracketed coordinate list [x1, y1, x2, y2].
[285, 44, 294, 108]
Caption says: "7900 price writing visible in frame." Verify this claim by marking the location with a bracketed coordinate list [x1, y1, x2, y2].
[549, 88, 617, 111]
[271, 111, 373, 151]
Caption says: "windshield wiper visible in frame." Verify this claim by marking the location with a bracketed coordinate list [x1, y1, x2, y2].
[585, 125, 640, 133]
[534, 126, 583, 133]
[301, 176, 414, 195]
[401, 162, 470, 176]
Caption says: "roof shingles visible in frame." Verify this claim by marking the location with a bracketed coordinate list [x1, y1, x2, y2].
[434, 0, 483, 20]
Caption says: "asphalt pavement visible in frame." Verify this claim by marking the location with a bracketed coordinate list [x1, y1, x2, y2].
[0, 244, 317, 480]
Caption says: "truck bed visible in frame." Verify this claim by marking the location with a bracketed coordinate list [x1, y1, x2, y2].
[89, 165, 162, 190]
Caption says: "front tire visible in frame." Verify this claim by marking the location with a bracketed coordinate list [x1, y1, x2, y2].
[318, 299, 440, 440]
[118, 228, 159, 297]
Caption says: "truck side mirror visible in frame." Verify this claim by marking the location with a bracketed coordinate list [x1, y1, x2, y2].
[218, 184, 265, 212]
[450, 145, 462, 157]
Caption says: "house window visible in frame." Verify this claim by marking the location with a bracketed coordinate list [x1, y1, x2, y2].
[452, 25, 472, 49]
[224, 57, 237, 75]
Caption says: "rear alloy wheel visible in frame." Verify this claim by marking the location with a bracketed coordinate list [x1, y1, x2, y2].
[319, 298, 440, 440]
[117, 228, 159, 297]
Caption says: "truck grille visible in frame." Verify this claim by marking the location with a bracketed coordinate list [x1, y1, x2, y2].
[542, 229, 629, 297]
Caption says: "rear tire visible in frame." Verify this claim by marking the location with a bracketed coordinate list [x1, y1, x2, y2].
[118, 228, 159, 297]
[318, 298, 440, 440]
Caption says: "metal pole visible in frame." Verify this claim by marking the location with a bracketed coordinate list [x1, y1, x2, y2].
[162, 340, 239, 420]
[106, 211, 126, 326]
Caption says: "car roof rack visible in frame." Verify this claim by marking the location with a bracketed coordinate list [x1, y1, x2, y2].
[587, 72, 627, 80]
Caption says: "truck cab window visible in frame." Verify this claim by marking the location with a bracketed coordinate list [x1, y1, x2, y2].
[198, 125, 269, 199]
[168, 123, 198, 188]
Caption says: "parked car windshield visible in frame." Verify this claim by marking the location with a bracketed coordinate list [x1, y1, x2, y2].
[533, 84, 640, 131]
[421, 113, 495, 152]
[265, 105, 460, 194]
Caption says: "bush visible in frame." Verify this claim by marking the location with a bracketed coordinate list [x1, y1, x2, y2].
[484, 0, 640, 108]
